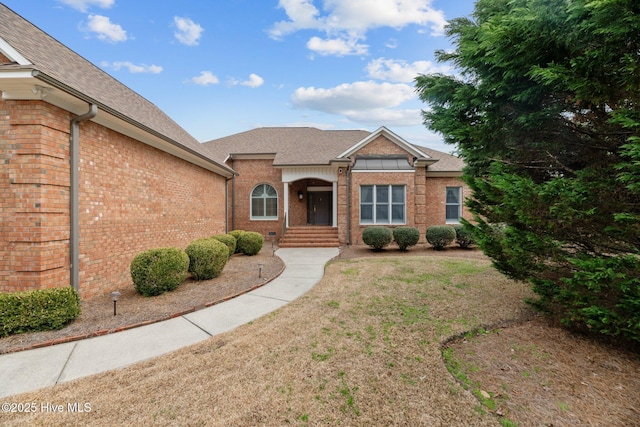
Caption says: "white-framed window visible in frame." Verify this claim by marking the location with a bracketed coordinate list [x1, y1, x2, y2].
[446, 187, 462, 223]
[360, 185, 405, 224]
[251, 184, 278, 220]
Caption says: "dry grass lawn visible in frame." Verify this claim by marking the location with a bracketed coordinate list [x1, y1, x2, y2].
[1, 255, 638, 426]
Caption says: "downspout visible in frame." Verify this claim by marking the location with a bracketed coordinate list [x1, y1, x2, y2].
[69, 104, 98, 292]
[346, 164, 351, 246]
[231, 158, 236, 231]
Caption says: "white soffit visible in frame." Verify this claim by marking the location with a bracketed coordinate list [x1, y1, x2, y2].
[281, 166, 337, 183]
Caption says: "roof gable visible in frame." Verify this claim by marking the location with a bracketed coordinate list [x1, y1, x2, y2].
[337, 126, 430, 160]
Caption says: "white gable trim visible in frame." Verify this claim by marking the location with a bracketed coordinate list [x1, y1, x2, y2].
[0, 37, 31, 65]
[337, 126, 430, 159]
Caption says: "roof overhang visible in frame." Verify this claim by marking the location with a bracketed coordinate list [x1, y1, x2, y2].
[0, 70, 235, 178]
[227, 153, 277, 160]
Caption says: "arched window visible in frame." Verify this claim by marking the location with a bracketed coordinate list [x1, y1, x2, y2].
[251, 184, 278, 220]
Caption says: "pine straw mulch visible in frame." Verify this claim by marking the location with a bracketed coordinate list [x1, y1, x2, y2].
[1, 244, 639, 427]
[0, 246, 284, 355]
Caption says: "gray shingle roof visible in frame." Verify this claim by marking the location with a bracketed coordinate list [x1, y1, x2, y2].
[0, 4, 232, 175]
[204, 127, 464, 172]
[202, 127, 371, 166]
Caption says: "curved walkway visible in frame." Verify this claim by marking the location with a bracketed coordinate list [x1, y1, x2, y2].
[0, 248, 339, 398]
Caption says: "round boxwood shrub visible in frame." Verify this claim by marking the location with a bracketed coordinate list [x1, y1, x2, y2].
[130, 248, 189, 296]
[237, 231, 264, 256]
[426, 225, 456, 250]
[362, 226, 393, 251]
[454, 225, 475, 249]
[186, 238, 230, 280]
[393, 226, 420, 251]
[228, 230, 246, 253]
[0, 287, 81, 337]
[211, 233, 237, 256]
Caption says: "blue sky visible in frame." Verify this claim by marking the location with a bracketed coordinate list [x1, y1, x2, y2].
[3, 0, 475, 153]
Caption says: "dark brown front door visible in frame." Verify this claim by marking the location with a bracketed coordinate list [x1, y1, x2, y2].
[308, 191, 331, 225]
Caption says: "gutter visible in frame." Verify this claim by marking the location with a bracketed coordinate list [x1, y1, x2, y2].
[69, 104, 98, 292]
[32, 71, 234, 178]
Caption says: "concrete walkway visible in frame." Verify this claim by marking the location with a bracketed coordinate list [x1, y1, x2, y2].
[0, 248, 339, 398]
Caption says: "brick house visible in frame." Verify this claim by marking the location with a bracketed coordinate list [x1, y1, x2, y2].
[0, 5, 469, 299]
[0, 5, 234, 299]
[201, 126, 470, 247]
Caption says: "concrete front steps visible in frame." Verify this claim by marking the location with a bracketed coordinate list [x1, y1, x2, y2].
[279, 226, 340, 248]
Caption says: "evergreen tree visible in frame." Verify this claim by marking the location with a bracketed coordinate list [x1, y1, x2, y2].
[416, 0, 640, 342]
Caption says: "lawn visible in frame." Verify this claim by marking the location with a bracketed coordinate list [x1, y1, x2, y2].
[1, 255, 637, 426]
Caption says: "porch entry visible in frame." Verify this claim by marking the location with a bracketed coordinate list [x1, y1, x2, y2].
[307, 188, 332, 226]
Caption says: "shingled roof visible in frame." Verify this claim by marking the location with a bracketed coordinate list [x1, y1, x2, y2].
[202, 127, 371, 166]
[203, 127, 464, 173]
[0, 4, 233, 177]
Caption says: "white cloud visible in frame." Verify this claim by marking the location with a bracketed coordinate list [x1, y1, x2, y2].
[269, 0, 321, 40]
[173, 17, 204, 46]
[341, 108, 422, 126]
[85, 14, 127, 43]
[366, 58, 449, 83]
[190, 71, 219, 86]
[243, 74, 265, 88]
[269, 0, 447, 56]
[101, 61, 163, 74]
[290, 80, 420, 126]
[58, 0, 114, 12]
[307, 36, 367, 56]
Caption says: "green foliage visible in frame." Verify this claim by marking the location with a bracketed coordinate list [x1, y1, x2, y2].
[0, 287, 81, 337]
[415, 0, 640, 342]
[186, 238, 229, 280]
[454, 224, 475, 249]
[130, 248, 189, 296]
[228, 230, 246, 253]
[210, 233, 237, 257]
[426, 226, 456, 250]
[531, 255, 640, 341]
[236, 231, 264, 256]
[392, 226, 420, 251]
[362, 226, 393, 251]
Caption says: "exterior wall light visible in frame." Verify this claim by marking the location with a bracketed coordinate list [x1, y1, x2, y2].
[298, 191, 304, 200]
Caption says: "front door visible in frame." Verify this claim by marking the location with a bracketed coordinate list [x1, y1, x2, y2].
[308, 191, 331, 225]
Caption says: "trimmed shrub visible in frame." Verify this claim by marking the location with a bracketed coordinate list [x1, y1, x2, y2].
[228, 230, 246, 253]
[186, 238, 229, 280]
[362, 226, 393, 251]
[426, 225, 456, 250]
[130, 248, 189, 296]
[211, 233, 237, 256]
[393, 226, 420, 251]
[237, 231, 264, 256]
[454, 225, 475, 248]
[0, 287, 81, 337]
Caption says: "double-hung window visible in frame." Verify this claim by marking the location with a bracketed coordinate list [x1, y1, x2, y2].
[360, 185, 405, 224]
[445, 187, 462, 223]
[251, 184, 278, 220]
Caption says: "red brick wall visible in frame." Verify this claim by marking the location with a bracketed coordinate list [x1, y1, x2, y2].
[0, 99, 227, 299]
[343, 135, 470, 244]
[424, 176, 472, 228]
[0, 100, 71, 293]
[228, 158, 283, 242]
[348, 171, 417, 245]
